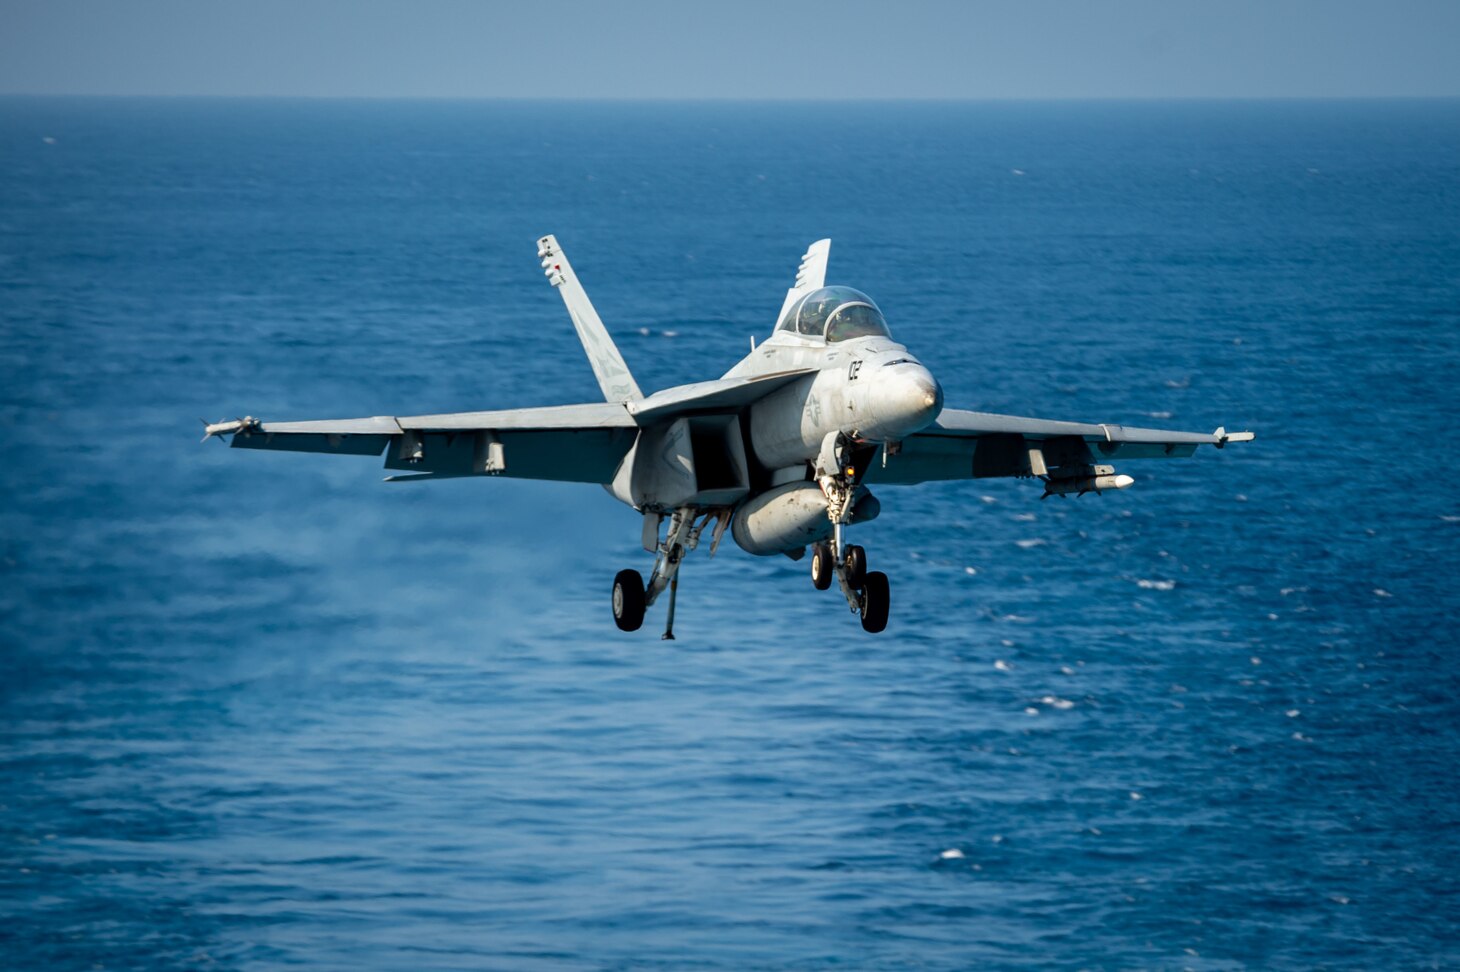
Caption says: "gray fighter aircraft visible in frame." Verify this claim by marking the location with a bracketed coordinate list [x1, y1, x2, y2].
[203, 237, 1253, 636]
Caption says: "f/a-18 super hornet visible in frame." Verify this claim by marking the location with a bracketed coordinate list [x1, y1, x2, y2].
[203, 237, 1253, 637]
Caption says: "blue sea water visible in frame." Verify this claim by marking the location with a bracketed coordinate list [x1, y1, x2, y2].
[1, 97, 1458, 970]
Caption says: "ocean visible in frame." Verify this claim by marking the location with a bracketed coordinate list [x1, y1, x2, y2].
[1, 97, 1458, 970]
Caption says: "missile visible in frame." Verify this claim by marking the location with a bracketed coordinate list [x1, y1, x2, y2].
[1041, 472, 1134, 499]
[200, 416, 260, 442]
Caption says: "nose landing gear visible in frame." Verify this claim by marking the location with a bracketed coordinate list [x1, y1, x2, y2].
[859, 570, 889, 633]
[813, 432, 891, 632]
[844, 544, 867, 590]
[809, 544, 834, 590]
[811, 539, 890, 633]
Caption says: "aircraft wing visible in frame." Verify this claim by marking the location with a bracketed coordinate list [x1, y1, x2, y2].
[864, 407, 1254, 486]
[205, 402, 638, 484]
[203, 368, 819, 485]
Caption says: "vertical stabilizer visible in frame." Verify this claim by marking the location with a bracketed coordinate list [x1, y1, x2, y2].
[538, 235, 643, 403]
[774, 239, 832, 326]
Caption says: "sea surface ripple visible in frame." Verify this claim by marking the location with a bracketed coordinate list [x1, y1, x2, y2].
[2, 98, 1458, 970]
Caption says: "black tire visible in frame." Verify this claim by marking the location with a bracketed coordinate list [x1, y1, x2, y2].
[860, 570, 890, 633]
[811, 544, 833, 590]
[612, 569, 646, 632]
[845, 544, 867, 590]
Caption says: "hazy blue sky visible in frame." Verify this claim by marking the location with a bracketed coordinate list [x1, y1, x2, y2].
[2, 0, 1457, 99]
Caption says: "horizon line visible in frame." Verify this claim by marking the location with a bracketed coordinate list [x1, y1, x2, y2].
[3, 92, 1459, 104]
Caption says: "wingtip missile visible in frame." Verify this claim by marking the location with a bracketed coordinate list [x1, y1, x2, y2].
[200, 416, 260, 443]
[1214, 427, 1256, 448]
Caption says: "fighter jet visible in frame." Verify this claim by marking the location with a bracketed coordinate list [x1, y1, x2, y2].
[203, 237, 1253, 636]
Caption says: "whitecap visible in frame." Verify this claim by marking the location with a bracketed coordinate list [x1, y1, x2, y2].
[1015, 538, 1045, 549]
[963, 566, 977, 575]
[939, 848, 964, 860]
[979, 495, 997, 504]
[1285, 709, 1300, 718]
[1129, 791, 1143, 800]
[1373, 588, 1393, 598]
[1013, 512, 1037, 522]
[1040, 695, 1075, 710]
[1023, 706, 1039, 716]
[994, 659, 1012, 671]
[1136, 578, 1176, 591]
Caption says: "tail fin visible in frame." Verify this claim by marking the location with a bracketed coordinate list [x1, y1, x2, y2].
[773, 239, 831, 327]
[537, 235, 643, 403]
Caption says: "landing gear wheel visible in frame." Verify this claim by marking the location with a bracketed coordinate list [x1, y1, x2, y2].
[859, 570, 889, 633]
[612, 569, 646, 632]
[844, 545, 867, 590]
[811, 545, 833, 590]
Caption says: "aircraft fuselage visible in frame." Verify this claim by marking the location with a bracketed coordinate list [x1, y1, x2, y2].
[726, 334, 944, 474]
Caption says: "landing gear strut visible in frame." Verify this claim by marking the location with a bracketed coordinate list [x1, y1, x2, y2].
[814, 433, 891, 633]
[610, 506, 729, 639]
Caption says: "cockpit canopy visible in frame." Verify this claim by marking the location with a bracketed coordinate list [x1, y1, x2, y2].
[776, 286, 891, 343]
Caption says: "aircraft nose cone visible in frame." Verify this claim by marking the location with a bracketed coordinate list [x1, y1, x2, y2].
[914, 371, 944, 415]
[871, 364, 943, 438]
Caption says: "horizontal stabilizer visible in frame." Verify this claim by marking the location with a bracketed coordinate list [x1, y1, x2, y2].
[383, 472, 473, 483]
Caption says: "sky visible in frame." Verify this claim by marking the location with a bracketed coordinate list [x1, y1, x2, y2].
[1, 0, 1458, 100]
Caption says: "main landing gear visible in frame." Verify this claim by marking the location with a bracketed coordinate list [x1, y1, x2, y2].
[611, 569, 646, 631]
[814, 433, 889, 633]
[611, 506, 728, 639]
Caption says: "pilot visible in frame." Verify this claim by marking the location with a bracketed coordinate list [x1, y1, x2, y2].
[798, 290, 839, 335]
